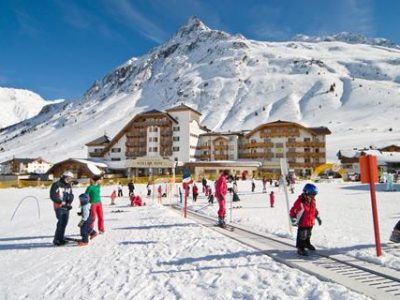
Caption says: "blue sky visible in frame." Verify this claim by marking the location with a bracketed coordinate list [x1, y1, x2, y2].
[0, 0, 399, 100]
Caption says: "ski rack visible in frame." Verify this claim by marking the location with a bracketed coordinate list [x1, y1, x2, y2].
[168, 204, 400, 300]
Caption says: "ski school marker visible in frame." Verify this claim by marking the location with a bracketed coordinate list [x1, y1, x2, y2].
[359, 155, 382, 257]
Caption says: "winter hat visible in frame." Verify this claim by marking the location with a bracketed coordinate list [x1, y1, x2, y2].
[79, 193, 90, 205]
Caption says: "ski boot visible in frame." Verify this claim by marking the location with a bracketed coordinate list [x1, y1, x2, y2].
[305, 243, 316, 251]
[218, 217, 227, 228]
[390, 229, 400, 243]
[297, 248, 308, 256]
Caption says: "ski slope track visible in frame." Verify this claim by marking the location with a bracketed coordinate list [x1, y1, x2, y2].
[1, 17, 400, 162]
[169, 205, 400, 300]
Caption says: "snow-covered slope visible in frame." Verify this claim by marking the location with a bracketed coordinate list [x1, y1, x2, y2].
[1, 17, 400, 162]
[0, 87, 61, 129]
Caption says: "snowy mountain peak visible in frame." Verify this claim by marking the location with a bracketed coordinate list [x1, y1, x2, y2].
[0, 87, 62, 129]
[293, 32, 400, 49]
[175, 16, 209, 38]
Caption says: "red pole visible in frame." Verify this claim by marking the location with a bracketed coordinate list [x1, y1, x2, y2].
[367, 156, 382, 257]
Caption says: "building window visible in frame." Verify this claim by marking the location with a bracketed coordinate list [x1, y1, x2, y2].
[304, 148, 310, 152]
[288, 148, 296, 152]
[315, 148, 320, 153]
[275, 153, 284, 158]
[111, 148, 121, 153]
[275, 143, 283, 148]
[149, 147, 158, 152]
[173, 136, 180, 141]
[94, 148, 103, 153]
[149, 137, 158, 142]
[304, 137, 311, 142]
[173, 147, 180, 152]
[251, 139, 257, 144]
[149, 126, 158, 132]
[173, 126, 180, 132]
[305, 158, 311, 163]
[288, 138, 295, 143]
[264, 138, 271, 143]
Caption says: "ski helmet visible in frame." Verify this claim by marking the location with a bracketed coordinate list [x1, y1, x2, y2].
[79, 193, 90, 205]
[303, 183, 318, 195]
[62, 170, 74, 178]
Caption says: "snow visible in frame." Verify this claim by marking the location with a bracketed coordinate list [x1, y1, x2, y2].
[190, 179, 400, 271]
[0, 183, 374, 299]
[1, 18, 400, 163]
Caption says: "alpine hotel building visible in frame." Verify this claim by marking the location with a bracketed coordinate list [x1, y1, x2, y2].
[86, 104, 331, 178]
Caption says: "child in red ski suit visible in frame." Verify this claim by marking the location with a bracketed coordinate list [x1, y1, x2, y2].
[269, 191, 275, 208]
[289, 183, 322, 256]
[215, 170, 229, 227]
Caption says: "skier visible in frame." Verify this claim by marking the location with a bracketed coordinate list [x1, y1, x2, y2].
[202, 176, 207, 193]
[192, 183, 199, 202]
[262, 177, 267, 193]
[77, 193, 96, 246]
[251, 178, 256, 193]
[128, 180, 135, 196]
[232, 180, 240, 202]
[387, 173, 394, 191]
[269, 191, 275, 208]
[117, 182, 123, 197]
[216, 170, 229, 227]
[207, 185, 214, 204]
[390, 220, 400, 243]
[157, 185, 162, 201]
[50, 170, 75, 246]
[146, 182, 151, 197]
[110, 190, 117, 205]
[86, 175, 104, 236]
[289, 183, 322, 256]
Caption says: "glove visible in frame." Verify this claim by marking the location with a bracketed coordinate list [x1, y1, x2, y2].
[77, 220, 84, 227]
[62, 204, 72, 211]
[291, 217, 297, 227]
[316, 216, 322, 226]
[77, 212, 82, 216]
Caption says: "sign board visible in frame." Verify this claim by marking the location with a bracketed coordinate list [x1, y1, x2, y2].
[126, 157, 175, 168]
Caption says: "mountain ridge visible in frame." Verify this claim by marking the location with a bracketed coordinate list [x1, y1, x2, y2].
[1, 17, 399, 162]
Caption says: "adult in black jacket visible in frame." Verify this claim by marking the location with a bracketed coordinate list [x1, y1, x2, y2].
[50, 171, 74, 246]
[128, 180, 135, 196]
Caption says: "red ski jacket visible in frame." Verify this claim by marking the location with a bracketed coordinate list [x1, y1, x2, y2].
[289, 194, 319, 228]
[215, 175, 227, 201]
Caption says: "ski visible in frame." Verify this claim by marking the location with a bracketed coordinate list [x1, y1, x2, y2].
[214, 224, 235, 231]
[64, 237, 82, 242]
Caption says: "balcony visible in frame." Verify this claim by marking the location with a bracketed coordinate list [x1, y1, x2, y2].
[286, 141, 325, 147]
[214, 145, 229, 150]
[260, 130, 300, 138]
[239, 152, 273, 159]
[89, 152, 103, 158]
[132, 120, 171, 127]
[197, 145, 211, 150]
[126, 132, 146, 138]
[239, 142, 274, 149]
[287, 152, 325, 158]
[214, 154, 229, 160]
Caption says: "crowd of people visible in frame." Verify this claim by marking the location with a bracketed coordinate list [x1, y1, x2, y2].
[49, 170, 399, 254]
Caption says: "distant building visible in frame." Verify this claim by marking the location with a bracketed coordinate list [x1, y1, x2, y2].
[85, 104, 331, 177]
[337, 148, 400, 174]
[0, 157, 52, 175]
[86, 135, 111, 159]
[47, 158, 107, 179]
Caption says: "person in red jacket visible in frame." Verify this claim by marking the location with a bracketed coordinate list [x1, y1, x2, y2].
[269, 191, 275, 208]
[215, 170, 229, 227]
[289, 183, 322, 256]
[192, 183, 199, 202]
